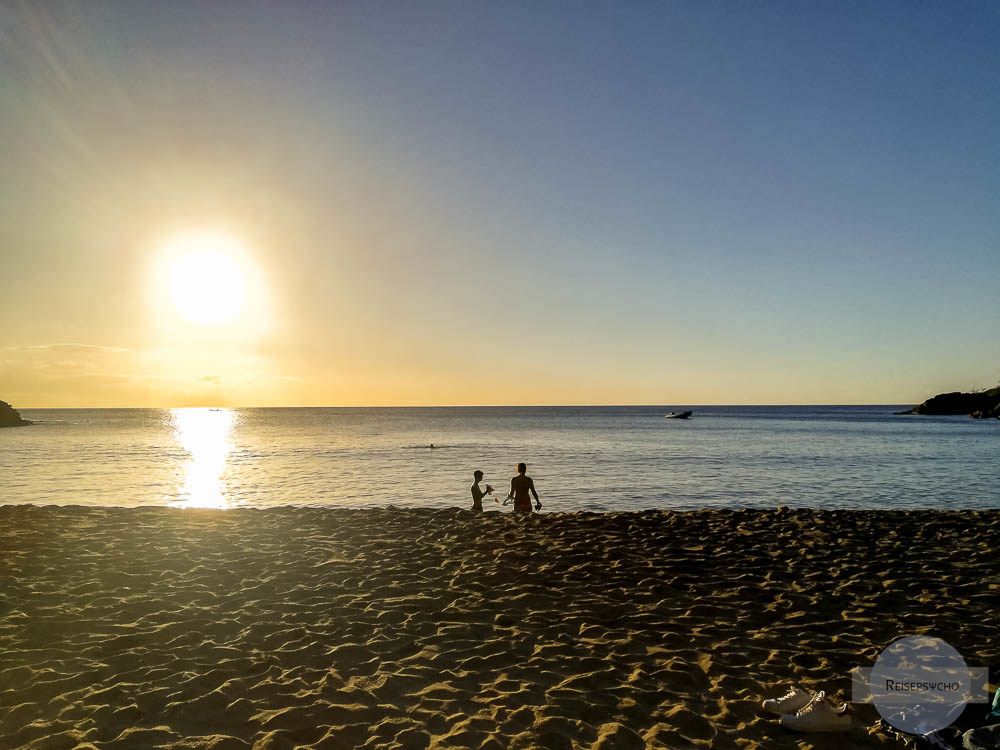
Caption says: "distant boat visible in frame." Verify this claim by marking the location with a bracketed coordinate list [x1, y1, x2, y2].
[664, 410, 692, 419]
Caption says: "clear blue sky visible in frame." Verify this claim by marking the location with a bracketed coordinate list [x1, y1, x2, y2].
[1, 1, 998, 405]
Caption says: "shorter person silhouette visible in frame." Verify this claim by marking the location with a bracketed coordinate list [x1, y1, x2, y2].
[508, 463, 540, 514]
[470, 470, 493, 512]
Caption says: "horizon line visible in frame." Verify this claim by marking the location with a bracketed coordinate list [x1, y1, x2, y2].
[16, 403, 914, 409]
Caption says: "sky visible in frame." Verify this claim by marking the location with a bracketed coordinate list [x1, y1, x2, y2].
[1, 1, 998, 407]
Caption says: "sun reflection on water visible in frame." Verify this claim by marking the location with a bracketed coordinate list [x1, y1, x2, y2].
[169, 408, 238, 508]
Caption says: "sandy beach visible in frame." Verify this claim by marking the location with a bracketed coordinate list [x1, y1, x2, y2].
[1, 506, 997, 749]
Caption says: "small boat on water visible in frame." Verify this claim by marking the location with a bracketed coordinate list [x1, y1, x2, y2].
[664, 410, 692, 419]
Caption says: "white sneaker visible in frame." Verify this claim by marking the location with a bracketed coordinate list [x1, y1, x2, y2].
[762, 685, 812, 716]
[780, 691, 851, 733]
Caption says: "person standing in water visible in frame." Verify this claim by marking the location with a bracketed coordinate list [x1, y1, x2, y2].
[470, 470, 493, 512]
[508, 463, 539, 514]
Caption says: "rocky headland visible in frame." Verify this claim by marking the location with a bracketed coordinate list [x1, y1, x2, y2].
[0, 400, 31, 427]
[898, 386, 1000, 419]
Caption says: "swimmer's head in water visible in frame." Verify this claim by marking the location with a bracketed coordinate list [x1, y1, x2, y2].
[517, 462, 527, 475]
[474, 470, 484, 481]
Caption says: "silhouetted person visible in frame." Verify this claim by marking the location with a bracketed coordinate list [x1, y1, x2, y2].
[508, 463, 539, 514]
[470, 470, 493, 512]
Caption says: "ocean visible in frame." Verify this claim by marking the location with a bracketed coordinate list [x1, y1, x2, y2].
[2, 406, 997, 511]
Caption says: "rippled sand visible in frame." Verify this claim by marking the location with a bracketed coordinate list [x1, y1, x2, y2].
[1, 506, 997, 749]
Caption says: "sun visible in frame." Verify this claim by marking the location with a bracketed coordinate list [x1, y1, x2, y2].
[164, 233, 248, 326]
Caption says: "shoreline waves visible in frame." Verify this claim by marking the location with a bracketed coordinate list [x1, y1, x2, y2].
[2, 506, 997, 749]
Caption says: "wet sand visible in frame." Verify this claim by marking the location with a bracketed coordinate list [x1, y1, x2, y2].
[1, 506, 997, 749]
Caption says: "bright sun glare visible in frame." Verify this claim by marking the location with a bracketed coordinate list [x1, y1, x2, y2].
[165, 233, 248, 326]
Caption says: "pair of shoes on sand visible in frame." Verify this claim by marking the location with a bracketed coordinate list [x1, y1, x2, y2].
[762, 686, 851, 733]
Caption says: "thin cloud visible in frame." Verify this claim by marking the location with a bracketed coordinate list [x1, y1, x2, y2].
[43, 374, 132, 385]
[26, 343, 130, 353]
[0, 343, 130, 353]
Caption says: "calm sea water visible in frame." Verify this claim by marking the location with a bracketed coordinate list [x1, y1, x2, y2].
[2, 406, 997, 511]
